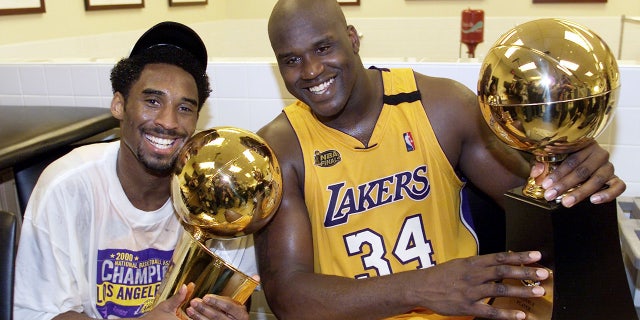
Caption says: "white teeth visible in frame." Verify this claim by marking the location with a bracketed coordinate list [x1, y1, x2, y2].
[309, 78, 335, 94]
[145, 134, 175, 150]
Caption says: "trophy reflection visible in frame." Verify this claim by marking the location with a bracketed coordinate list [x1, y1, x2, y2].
[478, 19, 635, 319]
[152, 127, 282, 319]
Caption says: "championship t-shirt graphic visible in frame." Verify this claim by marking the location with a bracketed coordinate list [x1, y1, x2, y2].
[96, 248, 174, 318]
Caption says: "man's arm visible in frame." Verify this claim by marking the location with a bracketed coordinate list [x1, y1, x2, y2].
[416, 73, 529, 206]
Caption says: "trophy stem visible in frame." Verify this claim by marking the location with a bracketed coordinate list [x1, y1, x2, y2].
[523, 176, 546, 199]
[522, 154, 568, 200]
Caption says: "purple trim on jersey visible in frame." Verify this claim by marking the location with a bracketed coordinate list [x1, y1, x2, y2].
[459, 181, 481, 254]
[460, 186, 476, 231]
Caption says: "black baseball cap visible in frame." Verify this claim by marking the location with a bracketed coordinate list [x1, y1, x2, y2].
[130, 21, 207, 70]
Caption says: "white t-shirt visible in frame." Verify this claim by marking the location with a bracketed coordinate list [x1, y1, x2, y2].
[14, 141, 257, 319]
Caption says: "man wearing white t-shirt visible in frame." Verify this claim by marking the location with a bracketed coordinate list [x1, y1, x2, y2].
[14, 21, 255, 320]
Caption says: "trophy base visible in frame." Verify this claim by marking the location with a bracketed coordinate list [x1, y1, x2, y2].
[489, 187, 636, 319]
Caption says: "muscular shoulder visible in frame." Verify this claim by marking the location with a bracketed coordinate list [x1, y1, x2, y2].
[257, 113, 304, 187]
[414, 72, 478, 113]
[258, 113, 297, 155]
[412, 71, 482, 167]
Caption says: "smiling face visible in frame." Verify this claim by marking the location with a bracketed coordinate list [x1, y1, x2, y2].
[268, 0, 361, 120]
[112, 63, 199, 175]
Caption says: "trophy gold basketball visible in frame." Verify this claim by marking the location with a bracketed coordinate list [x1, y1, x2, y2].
[151, 127, 282, 319]
[478, 19, 636, 319]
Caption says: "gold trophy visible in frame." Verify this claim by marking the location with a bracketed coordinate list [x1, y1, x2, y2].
[478, 19, 636, 319]
[152, 127, 282, 319]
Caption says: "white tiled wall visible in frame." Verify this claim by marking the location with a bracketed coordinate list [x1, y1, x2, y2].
[3, 16, 640, 63]
[1, 60, 639, 197]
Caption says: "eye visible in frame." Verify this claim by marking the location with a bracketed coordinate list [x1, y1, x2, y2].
[178, 104, 196, 113]
[145, 98, 160, 107]
[316, 45, 331, 55]
[285, 56, 301, 65]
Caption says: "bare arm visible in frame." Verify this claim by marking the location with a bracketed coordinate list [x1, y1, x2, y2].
[255, 115, 548, 320]
[416, 73, 528, 206]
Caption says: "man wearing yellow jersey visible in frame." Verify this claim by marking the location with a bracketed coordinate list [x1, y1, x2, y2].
[255, 1, 625, 319]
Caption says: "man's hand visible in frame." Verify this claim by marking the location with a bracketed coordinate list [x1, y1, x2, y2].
[144, 284, 250, 320]
[142, 284, 189, 320]
[531, 141, 625, 207]
[186, 294, 249, 320]
[418, 251, 549, 320]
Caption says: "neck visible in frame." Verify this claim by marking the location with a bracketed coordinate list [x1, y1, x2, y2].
[322, 68, 383, 146]
[116, 145, 172, 211]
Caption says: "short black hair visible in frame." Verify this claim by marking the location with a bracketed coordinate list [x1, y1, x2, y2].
[110, 45, 211, 111]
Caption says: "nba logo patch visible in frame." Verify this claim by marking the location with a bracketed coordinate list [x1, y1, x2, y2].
[403, 132, 415, 152]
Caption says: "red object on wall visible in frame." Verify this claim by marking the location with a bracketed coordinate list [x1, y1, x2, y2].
[461, 9, 484, 58]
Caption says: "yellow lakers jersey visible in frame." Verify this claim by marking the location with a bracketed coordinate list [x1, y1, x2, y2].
[284, 68, 478, 319]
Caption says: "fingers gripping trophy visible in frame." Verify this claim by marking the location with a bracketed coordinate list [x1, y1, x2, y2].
[478, 19, 635, 319]
[152, 127, 282, 318]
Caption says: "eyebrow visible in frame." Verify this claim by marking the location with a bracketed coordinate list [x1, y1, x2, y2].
[142, 88, 198, 106]
[276, 35, 335, 60]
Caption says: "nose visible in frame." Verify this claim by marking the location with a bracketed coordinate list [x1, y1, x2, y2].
[154, 106, 179, 130]
[301, 56, 323, 80]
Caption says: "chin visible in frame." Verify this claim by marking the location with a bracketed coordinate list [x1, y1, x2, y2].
[139, 150, 178, 174]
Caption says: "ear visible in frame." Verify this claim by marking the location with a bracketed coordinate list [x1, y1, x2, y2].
[347, 25, 361, 54]
[111, 92, 125, 120]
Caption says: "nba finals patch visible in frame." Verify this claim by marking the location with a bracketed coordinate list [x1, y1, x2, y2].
[403, 132, 415, 152]
[314, 149, 341, 167]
